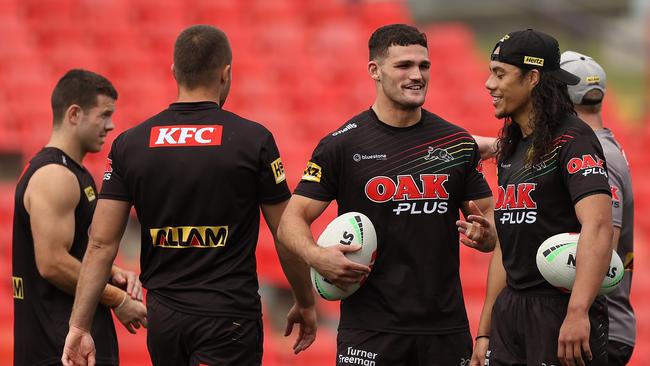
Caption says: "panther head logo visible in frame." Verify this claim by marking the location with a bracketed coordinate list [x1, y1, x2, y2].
[425, 147, 453, 162]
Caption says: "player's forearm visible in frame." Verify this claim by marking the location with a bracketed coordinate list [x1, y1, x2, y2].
[568, 221, 612, 313]
[477, 243, 507, 335]
[277, 213, 320, 267]
[69, 238, 120, 331]
[275, 238, 315, 308]
[39, 253, 123, 308]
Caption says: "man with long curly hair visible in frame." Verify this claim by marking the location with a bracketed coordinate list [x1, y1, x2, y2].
[470, 30, 613, 366]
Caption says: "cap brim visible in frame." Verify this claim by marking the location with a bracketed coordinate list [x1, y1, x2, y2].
[550, 68, 580, 85]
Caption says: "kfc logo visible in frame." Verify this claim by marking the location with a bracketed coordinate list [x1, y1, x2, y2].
[149, 125, 223, 147]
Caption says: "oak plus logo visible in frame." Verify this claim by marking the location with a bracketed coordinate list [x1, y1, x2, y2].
[566, 154, 607, 177]
[103, 158, 113, 181]
[495, 183, 538, 224]
[365, 174, 449, 215]
[611, 185, 621, 209]
[149, 125, 223, 147]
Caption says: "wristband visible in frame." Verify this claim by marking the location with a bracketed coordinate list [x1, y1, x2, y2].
[475, 335, 490, 341]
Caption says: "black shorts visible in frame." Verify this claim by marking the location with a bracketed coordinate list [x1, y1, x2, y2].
[146, 294, 263, 366]
[607, 339, 633, 366]
[337, 328, 471, 366]
[486, 287, 608, 366]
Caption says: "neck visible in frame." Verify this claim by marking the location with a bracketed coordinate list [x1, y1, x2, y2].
[46, 130, 85, 165]
[176, 86, 221, 104]
[371, 99, 421, 128]
[575, 108, 603, 131]
[513, 101, 534, 137]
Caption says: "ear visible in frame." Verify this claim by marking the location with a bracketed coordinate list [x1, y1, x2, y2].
[66, 105, 83, 126]
[368, 61, 380, 81]
[528, 69, 541, 89]
[221, 64, 231, 84]
[171, 63, 177, 81]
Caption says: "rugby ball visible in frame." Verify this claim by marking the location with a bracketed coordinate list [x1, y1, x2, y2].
[310, 212, 377, 301]
[536, 232, 624, 295]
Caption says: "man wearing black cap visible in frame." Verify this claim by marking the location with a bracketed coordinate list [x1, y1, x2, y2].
[561, 51, 636, 366]
[469, 30, 613, 366]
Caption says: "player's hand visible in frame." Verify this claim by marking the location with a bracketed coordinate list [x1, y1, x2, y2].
[470, 337, 489, 366]
[113, 294, 148, 334]
[309, 245, 371, 291]
[62, 325, 96, 366]
[557, 309, 591, 366]
[284, 303, 318, 354]
[456, 200, 496, 252]
[111, 268, 143, 301]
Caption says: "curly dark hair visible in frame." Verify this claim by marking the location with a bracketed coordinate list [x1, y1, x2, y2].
[496, 69, 576, 166]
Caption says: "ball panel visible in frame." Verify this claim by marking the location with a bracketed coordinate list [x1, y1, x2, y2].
[311, 212, 377, 301]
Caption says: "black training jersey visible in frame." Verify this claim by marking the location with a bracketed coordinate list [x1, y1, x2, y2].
[100, 102, 290, 318]
[12, 147, 118, 366]
[495, 115, 611, 292]
[295, 109, 492, 334]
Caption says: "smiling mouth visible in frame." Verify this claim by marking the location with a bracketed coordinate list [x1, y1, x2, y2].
[404, 84, 424, 91]
[491, 95, 503, 106]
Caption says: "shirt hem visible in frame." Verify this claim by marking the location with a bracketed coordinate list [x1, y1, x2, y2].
[608, 335, 635, 347]
[572, 188, 611, 205]
[293, 190, 334, 202]
[338, 324, 469, 335]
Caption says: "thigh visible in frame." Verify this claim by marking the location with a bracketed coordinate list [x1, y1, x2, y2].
[607, 340, 634, 366]
[486, 288, 526, 366]
[524, 295, 608, 366]
[189, 317, 263, 366]
[337, 328, 415, 366]
[415, 331, 471, 366]
[146, 295, 191, 366]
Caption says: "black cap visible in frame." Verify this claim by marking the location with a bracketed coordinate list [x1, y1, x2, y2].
[491, 29, 580, 85]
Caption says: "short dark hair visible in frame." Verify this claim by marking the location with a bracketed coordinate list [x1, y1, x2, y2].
[51, 69, 117, 125]
[368, 24, 427, 61]
[173, 25, 232, 89]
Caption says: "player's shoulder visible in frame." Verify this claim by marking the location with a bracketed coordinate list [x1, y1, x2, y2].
[596, 130, 629, 172]
[316, 110, 373, 146]
[422, 109, 475, 139]
[25, 163, 80, 208]
[557, 114, 596, 139]
[221, 108, 275, 137]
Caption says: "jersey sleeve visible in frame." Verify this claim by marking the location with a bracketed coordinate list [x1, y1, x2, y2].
[605, 154, 627, 228]
[462, 139, 493, 201]
[258, 132, 291, 204]
[99, 137, 132, 202]
[559, 132, 611, 204]
[293, 136, 339, 202]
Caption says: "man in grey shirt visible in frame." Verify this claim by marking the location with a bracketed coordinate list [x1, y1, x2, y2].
[561, 50, 636, 366]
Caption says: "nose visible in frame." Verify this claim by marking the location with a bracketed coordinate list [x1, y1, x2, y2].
[105, 118, 115, 132]
[409, 66, 423, 82]
[485, 74, 496, 91]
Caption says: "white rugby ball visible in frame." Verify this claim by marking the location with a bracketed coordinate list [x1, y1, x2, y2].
[310, 212, 377, 301]
[536, 232, 624, 295]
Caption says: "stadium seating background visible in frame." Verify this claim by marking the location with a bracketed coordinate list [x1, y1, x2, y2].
[1, 0, 647, 364]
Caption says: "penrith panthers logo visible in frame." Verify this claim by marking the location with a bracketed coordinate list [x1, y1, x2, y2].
[424, 147, 453, 162]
